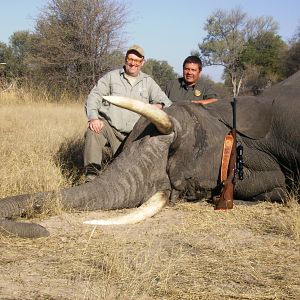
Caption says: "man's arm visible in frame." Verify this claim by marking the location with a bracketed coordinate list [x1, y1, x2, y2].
[163, 80, 172, 98]
[148, 77, 173, 107]
[85, 73, 111, 121]
[191, 99, 218, 105]
[85, 73, 112, 133]
[203, 81, 218, 99]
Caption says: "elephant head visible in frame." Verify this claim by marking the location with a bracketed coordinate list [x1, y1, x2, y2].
[1, 71, 299, 238]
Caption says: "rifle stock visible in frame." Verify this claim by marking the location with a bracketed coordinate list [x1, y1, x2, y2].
[215, 98, 237, 210]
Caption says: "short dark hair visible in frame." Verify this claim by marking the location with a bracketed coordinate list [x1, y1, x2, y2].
[183, 56, 202, 71]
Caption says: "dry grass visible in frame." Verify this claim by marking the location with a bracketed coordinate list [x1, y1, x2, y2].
[0, 89, 86, 199]
[0, 90, 299, 299]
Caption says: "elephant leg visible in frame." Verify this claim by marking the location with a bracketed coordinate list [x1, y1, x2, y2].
[252, 187, 287, 202]
[235, 169, 286, 201]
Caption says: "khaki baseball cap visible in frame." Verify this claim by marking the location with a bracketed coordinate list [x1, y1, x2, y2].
[126, 44, 144, 57]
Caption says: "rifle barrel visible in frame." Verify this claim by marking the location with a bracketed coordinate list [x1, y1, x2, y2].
[232, 97, 237, 130]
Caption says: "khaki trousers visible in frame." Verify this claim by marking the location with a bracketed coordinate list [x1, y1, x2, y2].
[84, 120, 127, 167]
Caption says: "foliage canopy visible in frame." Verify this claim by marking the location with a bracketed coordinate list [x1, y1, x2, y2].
[142, 59, 178, 89]
[197, 7, 287, 96]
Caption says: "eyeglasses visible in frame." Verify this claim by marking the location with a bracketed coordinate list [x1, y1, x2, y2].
[126, 57, 143, 66]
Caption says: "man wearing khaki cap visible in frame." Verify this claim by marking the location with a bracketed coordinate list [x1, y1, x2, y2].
[84, 44, 172, 182]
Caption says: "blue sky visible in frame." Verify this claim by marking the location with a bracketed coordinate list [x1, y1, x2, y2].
[1, 0, 299, 82]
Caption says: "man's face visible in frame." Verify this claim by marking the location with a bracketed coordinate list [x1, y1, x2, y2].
[125, 52, 144, 77]
[183, 63, 201, 86]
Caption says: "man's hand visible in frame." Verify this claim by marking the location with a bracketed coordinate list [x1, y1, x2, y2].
[191, 98, 218, 105]
[151, 103, 164, 110]
[88, 119, 104, 133]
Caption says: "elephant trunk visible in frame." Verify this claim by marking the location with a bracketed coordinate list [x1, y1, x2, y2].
[0, 132, 174, 218]
[0, 218, 49, 238]
[0, 192, 53, 218]
[0, 192, 51, 238]
[60, 133, 174, 211]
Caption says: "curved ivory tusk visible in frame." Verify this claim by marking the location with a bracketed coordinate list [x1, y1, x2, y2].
[103, 96, 173, 134]
[83, 191, 169, 225]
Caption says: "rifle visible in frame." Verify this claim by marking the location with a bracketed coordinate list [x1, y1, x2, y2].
[214, 97, 243, 210]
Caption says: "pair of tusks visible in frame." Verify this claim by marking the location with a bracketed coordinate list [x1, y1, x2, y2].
[84, 96, 173, 226]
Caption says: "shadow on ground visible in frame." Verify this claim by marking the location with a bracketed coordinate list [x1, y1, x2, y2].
[54, 137, 85, 185]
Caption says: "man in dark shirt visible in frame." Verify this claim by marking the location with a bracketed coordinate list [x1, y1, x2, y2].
[165, 56, 218, 103]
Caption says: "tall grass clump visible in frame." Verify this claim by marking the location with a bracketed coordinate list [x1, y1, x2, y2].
[0, 87, 87, 199]
[0, 79, 85, 105]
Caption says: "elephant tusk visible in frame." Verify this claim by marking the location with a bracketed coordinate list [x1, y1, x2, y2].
[83, 191, 169, 225]
[103, 96, 173, 134]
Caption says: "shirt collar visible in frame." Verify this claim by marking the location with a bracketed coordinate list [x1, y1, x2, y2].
[120, 67, 145, 81]
[180, 77, 197, 90]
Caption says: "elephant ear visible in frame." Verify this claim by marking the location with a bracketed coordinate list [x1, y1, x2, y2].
[209, 71, 300, 139]
[205, 96, 273, 139]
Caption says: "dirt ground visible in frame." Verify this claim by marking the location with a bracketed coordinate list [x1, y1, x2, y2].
[0, 200, 299, 300]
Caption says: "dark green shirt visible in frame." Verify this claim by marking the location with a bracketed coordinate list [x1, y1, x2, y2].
[164, 77, 218, 102]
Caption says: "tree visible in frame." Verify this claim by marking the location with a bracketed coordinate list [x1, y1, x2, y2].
[0, 41, 19, 89]
[197, 7, 279, 96]
[282, 23, 300, 77]
[0, 42, 10, 89]
[142, 59, 177, 88]
[30, 0, 128, 96]
[0, 42, 8, 63]
[239, 31, 287, 95]
[8, 31, 34, 79]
